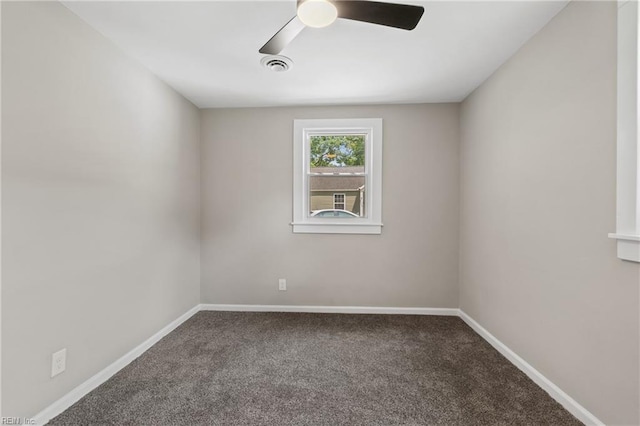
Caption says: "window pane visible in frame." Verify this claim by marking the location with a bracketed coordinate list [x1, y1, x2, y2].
[309, 175, 366, 218]
[310, 135, 365, 169]
[309, 135, 366, 219]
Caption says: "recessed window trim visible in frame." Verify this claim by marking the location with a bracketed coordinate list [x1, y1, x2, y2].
[609, 0, 640, 262]
[292, 118, 383, 234]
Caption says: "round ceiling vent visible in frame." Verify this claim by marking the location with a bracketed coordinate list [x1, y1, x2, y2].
[261, 55, 293, 72]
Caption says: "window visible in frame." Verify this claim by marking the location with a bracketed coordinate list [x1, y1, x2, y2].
[292, 118, 383, 234]
[608, 0, 640, 262]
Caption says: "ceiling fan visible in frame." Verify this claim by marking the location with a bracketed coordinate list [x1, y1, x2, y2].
[259, 0, 425, 55]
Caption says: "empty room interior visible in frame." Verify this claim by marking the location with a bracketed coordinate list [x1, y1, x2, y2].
[2, 0, 640, 425]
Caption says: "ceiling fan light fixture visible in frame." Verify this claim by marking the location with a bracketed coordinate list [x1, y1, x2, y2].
[297, 0, 338, 28]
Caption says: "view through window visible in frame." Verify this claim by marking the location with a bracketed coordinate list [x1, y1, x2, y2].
[308, 135, 366, 218]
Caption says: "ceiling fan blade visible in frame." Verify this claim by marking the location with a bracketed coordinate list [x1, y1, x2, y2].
[335, 0, 424, 30]
[259, 16, 306, 54]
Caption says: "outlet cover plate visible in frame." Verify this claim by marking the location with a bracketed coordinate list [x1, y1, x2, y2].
[51, 348, 67, 377]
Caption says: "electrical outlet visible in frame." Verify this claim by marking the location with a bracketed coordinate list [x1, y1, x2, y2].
[51, 348, 67, 378]
[278, 278, 287, 291]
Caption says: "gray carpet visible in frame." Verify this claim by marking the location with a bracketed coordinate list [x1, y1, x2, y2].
[49, 312, 582, 425]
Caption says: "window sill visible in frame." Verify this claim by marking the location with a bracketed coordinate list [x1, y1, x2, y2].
[608, 233, 640, 262]
[291, 222, 383, 234]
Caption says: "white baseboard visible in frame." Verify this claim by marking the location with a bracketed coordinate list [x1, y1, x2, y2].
[32, 304, 603, 426]
[459, 310, 603, 426]
[33, 305, 200, 426]
[199, 304, 460, 316]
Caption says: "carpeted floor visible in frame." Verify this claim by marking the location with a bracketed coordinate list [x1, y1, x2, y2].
[49, 312, 582, 425]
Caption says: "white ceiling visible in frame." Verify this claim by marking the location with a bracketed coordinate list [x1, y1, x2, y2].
[62, 1, 568, 108]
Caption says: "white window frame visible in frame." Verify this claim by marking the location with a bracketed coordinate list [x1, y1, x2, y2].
[609, 0, 640, 262]
[333, 193, 346, 210]
[292, 118, 383, 234]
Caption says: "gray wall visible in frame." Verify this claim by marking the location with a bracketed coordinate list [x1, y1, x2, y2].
[459, 2, 640, 425]
[201, 104, 460, 308]
[1, 2, 201, 417]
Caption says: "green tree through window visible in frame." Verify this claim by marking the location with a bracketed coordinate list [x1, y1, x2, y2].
[310, 135, 365, 167]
